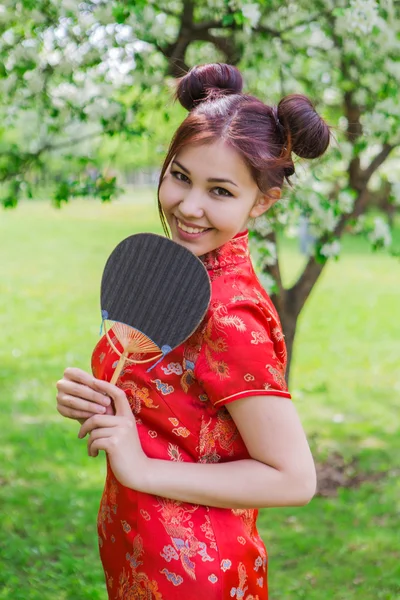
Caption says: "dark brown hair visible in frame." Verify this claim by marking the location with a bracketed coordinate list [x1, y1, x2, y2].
[157, 63, 331, 234]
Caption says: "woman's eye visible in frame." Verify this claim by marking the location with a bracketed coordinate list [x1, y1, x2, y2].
[214, 187, 232, 198]
[171, 171, 232, 197]
[171, 170, 189, 183]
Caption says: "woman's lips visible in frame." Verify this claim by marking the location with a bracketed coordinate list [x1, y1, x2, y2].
[174, 216, 211, 240]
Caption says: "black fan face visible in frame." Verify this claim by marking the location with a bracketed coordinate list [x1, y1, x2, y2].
[101, 233, 211, 350]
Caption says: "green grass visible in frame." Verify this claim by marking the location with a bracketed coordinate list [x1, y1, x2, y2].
[0, 192, 399, 599]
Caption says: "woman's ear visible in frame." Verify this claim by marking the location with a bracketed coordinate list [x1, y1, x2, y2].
[249, 187, 281, 218]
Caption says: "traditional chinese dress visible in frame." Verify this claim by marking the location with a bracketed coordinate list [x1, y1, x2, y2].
[91, 231, 291, 599]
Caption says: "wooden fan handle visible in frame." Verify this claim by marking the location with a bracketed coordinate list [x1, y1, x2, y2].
[110, 349, 129, 385]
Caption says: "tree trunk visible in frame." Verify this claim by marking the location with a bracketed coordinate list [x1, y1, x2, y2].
[268, 255, 327, 385]
[277, 305, 298, 385]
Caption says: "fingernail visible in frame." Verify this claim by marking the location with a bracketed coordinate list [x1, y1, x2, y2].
[104, 397, 111, 406]
[99, 406, 106, 413]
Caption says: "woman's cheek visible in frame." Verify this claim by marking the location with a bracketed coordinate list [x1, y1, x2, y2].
[160, 179, 181, 209]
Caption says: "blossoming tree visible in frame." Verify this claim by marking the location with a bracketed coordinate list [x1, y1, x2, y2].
[1, 0, 399, 378]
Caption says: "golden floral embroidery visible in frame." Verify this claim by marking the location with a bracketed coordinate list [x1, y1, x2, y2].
[167, 443, 184, 462]
[198, 411, 239, 463]
[202, 301, 248, 379]
[271, 326, 284, 342]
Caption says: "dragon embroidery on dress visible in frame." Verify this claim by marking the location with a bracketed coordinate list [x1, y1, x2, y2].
[231, 510, 268, 562]
[118, 380, 159, 415]
[116, 534, 163, 599]
[180, 358, 195, 393]
[98, 471, 118, 541]
[265, 364, 286, 389]
[200, 515, 218, 551]
[198, 411, 239, 463]
[230, 562, 260, 600]
[155, 497, 214, 581]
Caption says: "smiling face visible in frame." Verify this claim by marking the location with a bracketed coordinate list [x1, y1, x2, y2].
[158, 139, 280, 256]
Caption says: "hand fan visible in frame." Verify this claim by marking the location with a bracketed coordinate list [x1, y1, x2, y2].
[100, 233, 211, 385]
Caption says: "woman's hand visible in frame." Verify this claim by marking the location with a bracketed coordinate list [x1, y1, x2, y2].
[56, 367, 114, 423]
[78, 378, 148, 490]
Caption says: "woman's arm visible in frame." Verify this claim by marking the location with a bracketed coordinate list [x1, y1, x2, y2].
[139, 395, 316, 509]
[80, 379, 316, 510]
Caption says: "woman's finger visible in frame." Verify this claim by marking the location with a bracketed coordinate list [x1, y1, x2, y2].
[92, 379, 133, 418]
[89, 437, 112, 457]
[78, 414, 131, 438]
[56, 378, 111, 408]
[56, 405, 99, 420]
[63, 367, 96, 386]
[87, 427, 115, 457]
[57, 392, 107, 415]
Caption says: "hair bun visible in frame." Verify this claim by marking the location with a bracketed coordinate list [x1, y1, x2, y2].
[277, 94, 330, 159]
[176, 63, 243, 111]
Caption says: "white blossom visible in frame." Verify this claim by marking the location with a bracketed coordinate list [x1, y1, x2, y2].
[242, 4, 261, 28]
[368, 217, 392, 247]
[261, 241, 277, 266]
[320, 240, 341, 258]
[336, 0, 381, 36]
[252, 216, 272, 237]
[352, 215, 366, 234]
[84, 98, 121, 120]
[391, 183, 400, 206]
[337, 190, 355, 213]
[23, 70, 45, 94]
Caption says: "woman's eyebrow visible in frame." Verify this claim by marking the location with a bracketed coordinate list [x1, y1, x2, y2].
[172, 160, 239, 188]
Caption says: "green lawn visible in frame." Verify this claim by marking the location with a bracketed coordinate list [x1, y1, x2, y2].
[0, 192, 399, 599]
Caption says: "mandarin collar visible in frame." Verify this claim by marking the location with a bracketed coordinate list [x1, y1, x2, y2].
[200, 230, 250, 271]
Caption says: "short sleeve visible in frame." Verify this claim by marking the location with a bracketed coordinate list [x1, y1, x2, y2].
[195, 301, 291, 407]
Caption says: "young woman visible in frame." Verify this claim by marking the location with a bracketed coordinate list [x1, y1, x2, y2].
[56, 63, 330, 599]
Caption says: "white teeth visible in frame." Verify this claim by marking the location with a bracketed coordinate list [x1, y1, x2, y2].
[177, 219, 207, 234]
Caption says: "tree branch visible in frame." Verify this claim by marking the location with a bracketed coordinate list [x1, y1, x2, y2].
[287, 256, 326, 317]
[0, 130, 103, 183]
[363, 143, 396, 181]
[262, 231, 284, 302]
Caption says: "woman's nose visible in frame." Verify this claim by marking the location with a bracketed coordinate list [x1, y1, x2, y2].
[179, 191, 205, 219]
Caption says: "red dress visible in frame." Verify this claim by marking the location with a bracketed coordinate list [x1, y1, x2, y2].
[91, 231, 291, 599]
